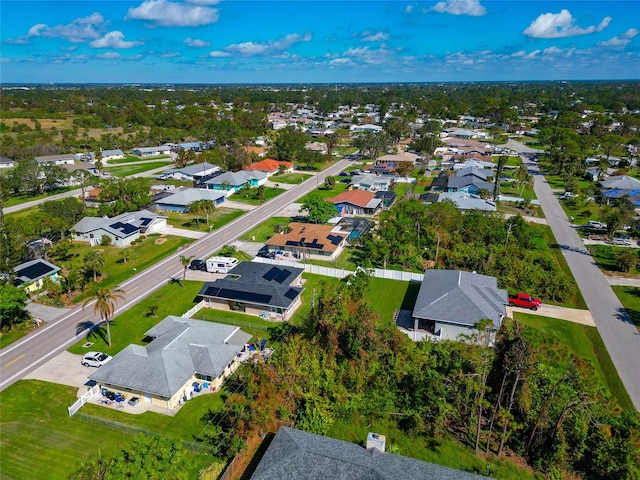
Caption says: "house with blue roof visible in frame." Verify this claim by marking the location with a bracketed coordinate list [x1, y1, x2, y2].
[203, 170, 268, 195]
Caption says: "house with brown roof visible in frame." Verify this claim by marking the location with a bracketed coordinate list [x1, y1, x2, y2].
[327, 190, 382, 216]
[245, 158, 294, 176]
[265, 222, 348, 261]
[243, 146, 267, 158]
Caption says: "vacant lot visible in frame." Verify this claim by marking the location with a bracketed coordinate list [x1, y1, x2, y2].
[104, 161, 172, 177]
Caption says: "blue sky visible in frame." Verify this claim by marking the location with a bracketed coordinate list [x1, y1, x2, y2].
[1, 1, 638, 83]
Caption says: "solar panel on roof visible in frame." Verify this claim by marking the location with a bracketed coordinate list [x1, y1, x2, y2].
[139, 217, 152, 226]
[284, 288, 300, 301]
[263, 267, 291, 284]
[16, 262, 55, 281]
[327, 234, 343, 245]
[109, 222, 138, 235]
[218, 288, 272, 304]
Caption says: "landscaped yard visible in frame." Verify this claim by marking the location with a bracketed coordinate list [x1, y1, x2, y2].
[515, 312, 634, 410]
[104, 161, 172, 177]
[227, 185, 285, 205]
[0, 380, 220, 480]
[54, 234, 193, 304]
[162, 207, 245, 232]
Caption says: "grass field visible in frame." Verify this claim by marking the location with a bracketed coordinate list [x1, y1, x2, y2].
[4, 186, 78, 208]
[104, 161, 172, 177]
[162, 207, 244, 232]
[107, 155, 170, 164]
[0, 380, 220, 480]
[296, 182, 349, 202]
[515, 312, 634, 410]
[587, 244, 640, 274]
[57, 234, 193, 303]
[270, 173, 312, 184]
[240, 216, 291, 242]
[227, 186, 285, 205]
[611, 285, 640, 331]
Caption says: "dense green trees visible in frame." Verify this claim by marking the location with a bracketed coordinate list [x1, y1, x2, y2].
[299, 193, 337, 224]
[0, 284, 31, 329]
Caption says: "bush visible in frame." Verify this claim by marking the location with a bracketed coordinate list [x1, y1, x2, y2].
[100, 235, 112, 246]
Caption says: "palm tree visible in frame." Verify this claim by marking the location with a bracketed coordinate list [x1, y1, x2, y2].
[84, 250, 105, 283]
[82, 286, 126, 347]
[179, 255, 194, 281]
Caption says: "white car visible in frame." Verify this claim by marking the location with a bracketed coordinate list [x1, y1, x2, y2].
[587, 221, 607, 230]
[559, 192, 578, 200]
[612, 237, 632, 246]
[81, 352, 112, 367]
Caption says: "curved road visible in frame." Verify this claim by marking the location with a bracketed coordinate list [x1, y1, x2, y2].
[0, 159, 350, 391]
[510, 139, 640, 410]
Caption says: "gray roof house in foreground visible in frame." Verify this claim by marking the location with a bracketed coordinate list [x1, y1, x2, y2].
[89, 316, 251, 410]
[72, 210, 166, 247]
[153, 188, 227, 213]
[251, 426, 492, 480]
[409, 270, 507, 342]
[599, 175, 640, 190]
[163, 162, 221, 181]
[438, 191, 496, 212]
[198, 262, 304, 321]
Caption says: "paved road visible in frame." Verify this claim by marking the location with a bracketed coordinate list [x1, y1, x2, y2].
[0, 160, 350, 391]
[522, 150, 640, 410]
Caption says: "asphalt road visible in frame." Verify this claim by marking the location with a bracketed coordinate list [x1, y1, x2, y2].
[516, 145, 640, 410]
[0, 159, 351, 391]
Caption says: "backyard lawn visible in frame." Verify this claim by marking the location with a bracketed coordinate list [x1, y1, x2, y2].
[515, 312, 634, 410]
[0, 380, 219, 480]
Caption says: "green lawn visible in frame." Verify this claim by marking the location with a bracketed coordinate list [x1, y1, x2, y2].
[68, 280, 204, 356]
[328, 418, 542, 480]
[515, 312, 634, 410]
[227, 186, 285, 205]
[106, 155, 170, 164]
[611, 285, 640, 331]
[0, 380, 216, 480]
[296, 182, 349, 201]
[3, 186, 77, 208]
[241, 216, 292, 242]
[57, 234, 193, 303]
[0, 325, 31, 349]
[270, 173, 312, 184]
[162, 207, 244, 232]
[365, 277, 420, 322]
[104, 161, 172, 177]
[306, 248, 359, 271]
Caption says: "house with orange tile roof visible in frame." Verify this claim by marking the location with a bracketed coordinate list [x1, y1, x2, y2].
[245, 158, 294, 176]
[327, 190, 382, 216]
[265, 222, 348, 261]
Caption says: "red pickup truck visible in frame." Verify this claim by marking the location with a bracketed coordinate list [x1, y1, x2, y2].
[508, 293, 542, 310]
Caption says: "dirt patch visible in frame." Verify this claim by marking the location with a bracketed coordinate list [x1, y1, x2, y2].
[155, 237, 167, 245]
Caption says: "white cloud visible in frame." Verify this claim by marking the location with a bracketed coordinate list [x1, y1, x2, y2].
[18, 13, 105, 43]
[208, 50, 231, 57]
[126, 0, 219, 27]
[599, 28, 639, 47]
[224, 33, 311, 56]
[159, 51, 180, 58]
[184, 37, 210, 48]
[432, 0, 487, 17]
[96, 51, 121, 60]
[90, 31, 141, 49]
[523, 9, 611, 38]
[404, 5, 414, 14]
[123, 54, 144, 61]
[362, 31, 389, 42]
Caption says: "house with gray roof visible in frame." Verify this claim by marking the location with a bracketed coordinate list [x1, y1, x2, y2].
[101, 149, 125, 161]
[0, 156, 15, 169]
[88, 316, 252, 410]
[251, 426, 492, 480]
[13, 259, 60, 293]
[132, 145, 171, 157]
[72, 210, 166, 247]
[448, 167, 494, 195]
[163, 162, 220, 181]
[153, 188, 226, 213]
[350, 173, 393, 192]
[203, 170, 268, 195]
[34, 153, 75, 166]
[599, 175, 640, 190]
[438, 192, 496, 212]
[409, 270, 507, 342]
[198, 262, 304, 321]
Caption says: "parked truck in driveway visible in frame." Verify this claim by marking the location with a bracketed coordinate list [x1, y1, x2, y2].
[508, 293, 542, 310]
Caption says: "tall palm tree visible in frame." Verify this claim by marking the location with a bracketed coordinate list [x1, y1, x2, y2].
[179, 255, 194, 281]
[82, 286, 126, 347]
[84, 250, 105, 283]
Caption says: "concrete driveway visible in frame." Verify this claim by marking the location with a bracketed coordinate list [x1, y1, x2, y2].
[507, 305, 595, 326]
[24, 350, 94, 389]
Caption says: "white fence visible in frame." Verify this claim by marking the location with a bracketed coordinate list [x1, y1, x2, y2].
[252, 257, 424, 282]
[182, 299, 205, 318]
[68, 384, 101, 417]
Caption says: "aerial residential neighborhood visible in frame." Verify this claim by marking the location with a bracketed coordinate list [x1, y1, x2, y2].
[1, 1, 640, 479]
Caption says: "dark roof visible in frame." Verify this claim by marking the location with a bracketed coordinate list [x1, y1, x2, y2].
[251, 427, 493, 480]
[374, 191, 396, 200]
[198, 262, 304, 309]
[13, 259, 60, 285]
[419, 192, 440, 203]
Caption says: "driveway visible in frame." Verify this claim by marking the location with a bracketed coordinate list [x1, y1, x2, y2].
[506, 305, 595, 326]
[158, 225, 207, 239]
[24, 350, 94, 389]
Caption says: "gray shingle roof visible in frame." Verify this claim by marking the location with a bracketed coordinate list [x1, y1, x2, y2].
[251, 427, 493, 480]
[447, 176, 494, 192]
[154, 188, 226, 207]
[438, 192, 496, 211]
[164, 162, 219, 177]
[204, 170, 267, 187]
[412, 270, 507, 329]
[198, 262, 304, 309]
[89, 316, 251, 398]
[73, 210, 160, 239]
[599, 175, 640, 190]
[455, 167, 491, 180]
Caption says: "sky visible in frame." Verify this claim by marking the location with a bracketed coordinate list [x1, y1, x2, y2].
[1, 0, 639, 84]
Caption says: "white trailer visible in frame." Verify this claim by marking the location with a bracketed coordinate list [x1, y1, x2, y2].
[206, 256, 239, 273]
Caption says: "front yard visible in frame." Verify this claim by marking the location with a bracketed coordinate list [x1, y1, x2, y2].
[162, 207, 244, 232]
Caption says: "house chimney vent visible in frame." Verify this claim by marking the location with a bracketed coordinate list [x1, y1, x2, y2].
[366, 432, 386, 453]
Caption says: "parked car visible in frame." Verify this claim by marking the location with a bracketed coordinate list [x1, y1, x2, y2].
[338, 172, 350, 177]
[612, 237, 632, 246]
[587, 221, 607, 230]
[82, 352, 112, 367]
[189, 259, 207, 271]
[559, 192, 578, 200]
[156, 174, 169, 181]
[508, 293, 542, 311]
